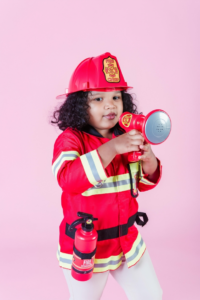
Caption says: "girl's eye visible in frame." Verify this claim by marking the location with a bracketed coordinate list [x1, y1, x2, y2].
[113, 96, 121, 100]
[94, 97, 103, 101]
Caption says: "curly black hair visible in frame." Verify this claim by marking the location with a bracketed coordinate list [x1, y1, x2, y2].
[51, 91, 139, 131]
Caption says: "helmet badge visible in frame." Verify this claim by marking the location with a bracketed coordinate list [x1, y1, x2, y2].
[103, 56, 120, 83]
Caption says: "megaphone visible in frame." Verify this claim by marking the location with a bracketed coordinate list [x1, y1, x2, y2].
[119, 110, 172, 162]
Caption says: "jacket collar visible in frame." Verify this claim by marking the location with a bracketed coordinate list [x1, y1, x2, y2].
[82, 124, 124, 137]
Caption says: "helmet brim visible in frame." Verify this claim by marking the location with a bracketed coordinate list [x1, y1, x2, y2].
[56, 86, 133, 100]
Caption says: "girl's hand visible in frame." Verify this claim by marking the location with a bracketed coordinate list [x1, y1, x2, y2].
[112, 130, 144, 155]
[138, 143, 154, 162]
[139, 143, 159, 178]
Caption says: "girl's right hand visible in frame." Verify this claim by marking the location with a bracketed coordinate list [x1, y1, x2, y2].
[112, 130, 144, 155]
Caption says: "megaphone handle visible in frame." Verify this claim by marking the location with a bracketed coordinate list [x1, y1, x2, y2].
[128, 151, 143, 162]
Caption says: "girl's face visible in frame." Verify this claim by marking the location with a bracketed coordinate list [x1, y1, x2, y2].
[87, 90, 123, 137]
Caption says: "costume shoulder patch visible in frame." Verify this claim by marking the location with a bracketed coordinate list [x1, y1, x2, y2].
[103, 56, 120, 83]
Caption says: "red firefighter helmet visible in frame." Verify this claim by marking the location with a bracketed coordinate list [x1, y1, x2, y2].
[56, 52, 133, 99]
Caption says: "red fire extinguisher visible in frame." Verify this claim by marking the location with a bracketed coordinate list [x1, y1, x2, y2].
[68, 212, 98, 281]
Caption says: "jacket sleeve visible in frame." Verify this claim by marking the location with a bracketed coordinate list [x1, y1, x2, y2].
[52, 129, 108, 194]
[137, 159, 162, 192]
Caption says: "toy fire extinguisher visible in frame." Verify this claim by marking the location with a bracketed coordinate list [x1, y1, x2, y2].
[68, 212, 98, 281]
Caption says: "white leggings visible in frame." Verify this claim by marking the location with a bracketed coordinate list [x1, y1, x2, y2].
[62, 250, 163, 300]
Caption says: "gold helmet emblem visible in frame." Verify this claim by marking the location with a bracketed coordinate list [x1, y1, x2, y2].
[103, 57, 120, 83]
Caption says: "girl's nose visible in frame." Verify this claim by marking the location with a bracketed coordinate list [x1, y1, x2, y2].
[104, 98, 116, 109]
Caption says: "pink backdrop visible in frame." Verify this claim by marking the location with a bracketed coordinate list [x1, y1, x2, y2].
[0, 0, 199, 299]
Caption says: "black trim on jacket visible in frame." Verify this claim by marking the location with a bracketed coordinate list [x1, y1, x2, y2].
[82, 124, 124, 137]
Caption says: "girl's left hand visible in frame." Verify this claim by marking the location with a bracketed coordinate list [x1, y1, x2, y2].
[138, 143, 155, 162]
[138, 142, 159, 179]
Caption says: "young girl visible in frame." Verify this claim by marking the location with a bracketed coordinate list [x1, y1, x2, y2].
[52, 52, 163, 300]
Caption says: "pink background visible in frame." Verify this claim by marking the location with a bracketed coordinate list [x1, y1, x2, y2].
[0, 0, 199, 299]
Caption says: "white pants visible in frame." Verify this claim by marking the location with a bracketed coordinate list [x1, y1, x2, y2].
[62, 250, 163, 300]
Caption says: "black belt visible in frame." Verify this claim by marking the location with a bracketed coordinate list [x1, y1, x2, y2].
[65, 212, 148, 241]
[73, 245, 96, 259]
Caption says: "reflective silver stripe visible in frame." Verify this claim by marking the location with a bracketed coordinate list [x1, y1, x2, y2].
[85, 152, 102, 182]
[87, 178, 136, 191]
[57, 249, 72, 265]
[53, 153, 79, 175]
[126, 238, 144, 263]
[59, 257, 72, 265]
[94, 257, 122, 268]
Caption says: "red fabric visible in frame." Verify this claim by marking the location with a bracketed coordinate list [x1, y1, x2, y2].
[52, 128, 162, 259]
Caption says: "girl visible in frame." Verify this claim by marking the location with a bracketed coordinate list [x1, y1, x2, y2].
[52, 52, 163, 300]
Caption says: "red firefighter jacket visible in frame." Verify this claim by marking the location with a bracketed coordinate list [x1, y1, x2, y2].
[52, 125, 162, 273]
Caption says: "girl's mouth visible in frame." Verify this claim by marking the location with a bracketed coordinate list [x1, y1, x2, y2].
[104, 113, 116, 120]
